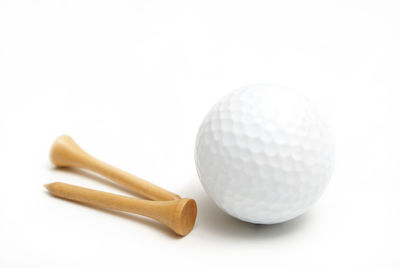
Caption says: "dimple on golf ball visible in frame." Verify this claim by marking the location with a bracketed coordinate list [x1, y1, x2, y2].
[195, 84, 334, 224]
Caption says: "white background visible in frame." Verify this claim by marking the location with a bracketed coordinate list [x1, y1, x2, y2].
[1, 0, 400, 267]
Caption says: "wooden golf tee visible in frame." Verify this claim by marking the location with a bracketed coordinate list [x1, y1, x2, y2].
[50, 135, 180, 201]
[45, 182, 197, 236]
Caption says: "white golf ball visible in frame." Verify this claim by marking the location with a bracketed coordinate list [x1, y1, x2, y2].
[195, 84, 334, 224]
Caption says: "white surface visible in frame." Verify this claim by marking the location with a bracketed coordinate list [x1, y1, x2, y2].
[195, 84, 334, 224]
[0, 0, 399, 267]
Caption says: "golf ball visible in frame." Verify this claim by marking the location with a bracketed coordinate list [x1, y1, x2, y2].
[195, 84, 333, 224]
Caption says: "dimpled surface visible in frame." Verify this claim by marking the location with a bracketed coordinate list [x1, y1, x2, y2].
[195, 84, 334, 224]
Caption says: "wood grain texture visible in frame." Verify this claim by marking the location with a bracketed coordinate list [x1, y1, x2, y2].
[50, 135, 181, 201]
[45, 182, 197, 236]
